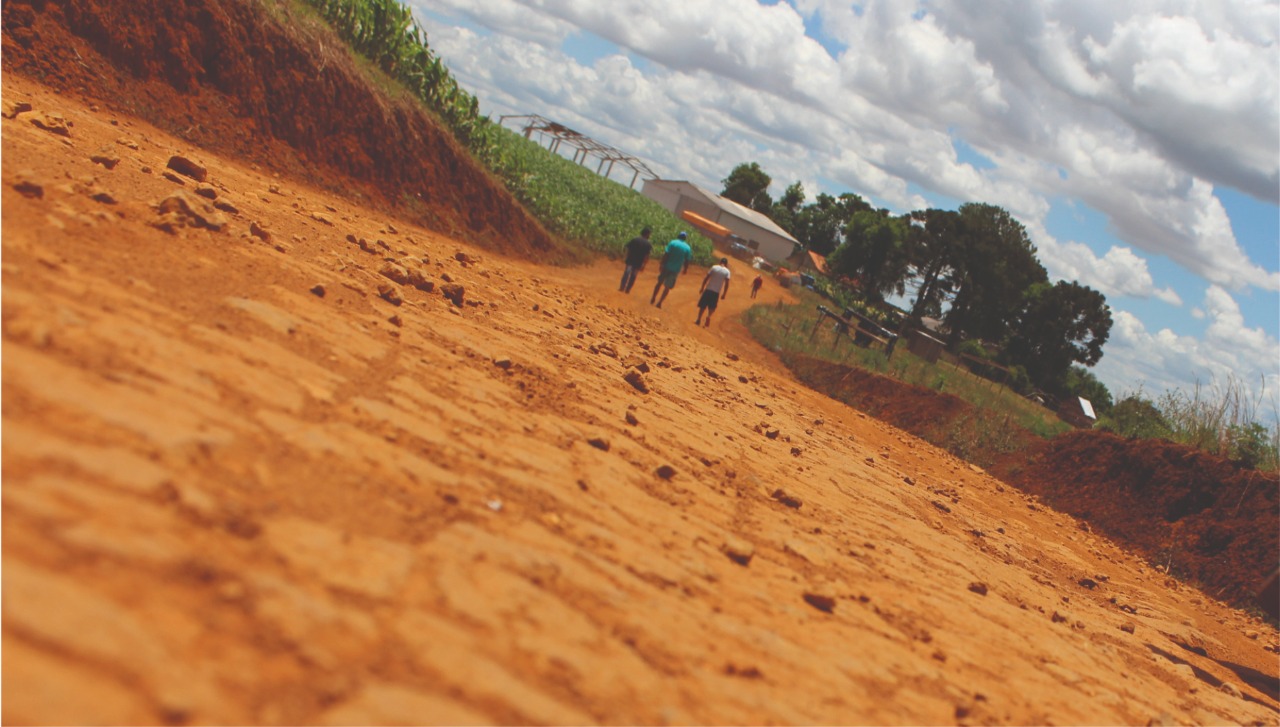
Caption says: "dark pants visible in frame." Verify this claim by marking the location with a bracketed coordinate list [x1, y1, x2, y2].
[698, 289, 720, 311]
[620, 265, 641, 292]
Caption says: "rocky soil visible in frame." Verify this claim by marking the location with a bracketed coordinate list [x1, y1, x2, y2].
[2, 0, 1278, 724]
[784, 356, 1280, 610]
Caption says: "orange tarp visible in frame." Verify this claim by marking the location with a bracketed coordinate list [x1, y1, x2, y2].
[807, 251, 828, 274]
[680, 210, 731, 237]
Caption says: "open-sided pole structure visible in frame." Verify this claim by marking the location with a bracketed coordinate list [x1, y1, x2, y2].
[498, 114, 658, 189]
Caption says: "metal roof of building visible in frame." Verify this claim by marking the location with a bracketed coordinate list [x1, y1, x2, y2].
[648, 180, 799, 245]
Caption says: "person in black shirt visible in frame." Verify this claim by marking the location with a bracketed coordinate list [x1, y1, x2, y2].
[619, 227, 653, 293]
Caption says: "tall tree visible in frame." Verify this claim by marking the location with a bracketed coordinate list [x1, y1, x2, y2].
[794, 192, 871, 256]
[721, 162, 773, 214]
[827, 210, 911, 303]
[903, 208, 962, 328]
[1003, 281, 1113, 391]
[779, 181, 805, 212]
[771, 181, 806, 237]
[944, 203, 1048, 345]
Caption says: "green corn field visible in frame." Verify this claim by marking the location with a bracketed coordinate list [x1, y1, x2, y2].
[302, 0, 494, 152]
[300, 0, 710, 265]
[485, 128, 714, 264]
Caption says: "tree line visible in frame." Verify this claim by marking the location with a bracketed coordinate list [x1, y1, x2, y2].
[721, 162, 1114, 407]
[283, 0, 1114, 411]
[298, 3, 1272, 468]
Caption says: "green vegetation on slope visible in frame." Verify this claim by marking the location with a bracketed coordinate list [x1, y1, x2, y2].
[298, 0, 712, 265]
[742, 294, 1072, 441]
[743, 294, 1280, 471]
[301, 0, 494, 152]
[1097, 383, 1280, 471]
[485, 129, 714, 264]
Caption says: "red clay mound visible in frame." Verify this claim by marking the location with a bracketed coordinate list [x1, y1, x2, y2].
[784, 354, 1277, 611]
[1003, 430, 1279, 607]
[1, 0, 562, 260]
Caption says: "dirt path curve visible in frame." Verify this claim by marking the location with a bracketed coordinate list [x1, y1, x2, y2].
[3, 74, 1277, 725]
[551, 254, 799, 374]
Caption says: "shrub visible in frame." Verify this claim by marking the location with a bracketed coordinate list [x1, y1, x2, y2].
[1006, 364, 1033, 395]
[956, 339, 991, 360]
[1228, 422, 1273, 470]
[1097, 395, 1172, 440]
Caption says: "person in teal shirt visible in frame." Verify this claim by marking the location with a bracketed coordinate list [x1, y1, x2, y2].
[650, 231, 692, 308]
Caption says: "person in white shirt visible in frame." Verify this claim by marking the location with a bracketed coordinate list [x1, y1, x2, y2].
[696, 258, 732, 327]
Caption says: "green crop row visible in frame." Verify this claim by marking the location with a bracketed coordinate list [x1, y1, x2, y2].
[485, 129, 713, 264]
[301, 0, 495, 152]
[299, 0, 711, 265]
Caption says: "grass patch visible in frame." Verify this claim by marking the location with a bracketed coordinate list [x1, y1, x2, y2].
[742, 293, 1072, 444]
[484, 128, 715, 265]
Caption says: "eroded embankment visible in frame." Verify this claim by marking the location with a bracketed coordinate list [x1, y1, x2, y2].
[779, 353, 1278, 612]
[1, 0, 562, 260]
[1009, 431, 1279, 608]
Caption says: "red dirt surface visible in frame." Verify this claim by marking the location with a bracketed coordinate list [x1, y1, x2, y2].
[1, 0, 563, 260]
[3, 1, 1278, 724]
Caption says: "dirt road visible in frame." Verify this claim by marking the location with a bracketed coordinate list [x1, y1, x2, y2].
[3, 75, 1277, 725]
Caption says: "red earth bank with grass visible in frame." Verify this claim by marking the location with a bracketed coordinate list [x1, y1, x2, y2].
[781, 354, 1279, 612]
[1006, 431, 1279, 607]
[1, 0, 563, 260]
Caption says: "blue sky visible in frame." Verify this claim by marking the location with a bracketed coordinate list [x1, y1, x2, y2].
[413, 0, 1278, 409]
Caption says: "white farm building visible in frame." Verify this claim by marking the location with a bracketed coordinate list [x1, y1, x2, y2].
[641, 179, 800, 263]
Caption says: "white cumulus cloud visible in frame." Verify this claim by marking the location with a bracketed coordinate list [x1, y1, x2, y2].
[1037, 236, 1183, 305]
[1097, 288, 1280, 403]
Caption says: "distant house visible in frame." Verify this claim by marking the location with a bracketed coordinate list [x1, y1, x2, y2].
[641, 179, 800, 263]
[1059, 397, 1098, 428]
